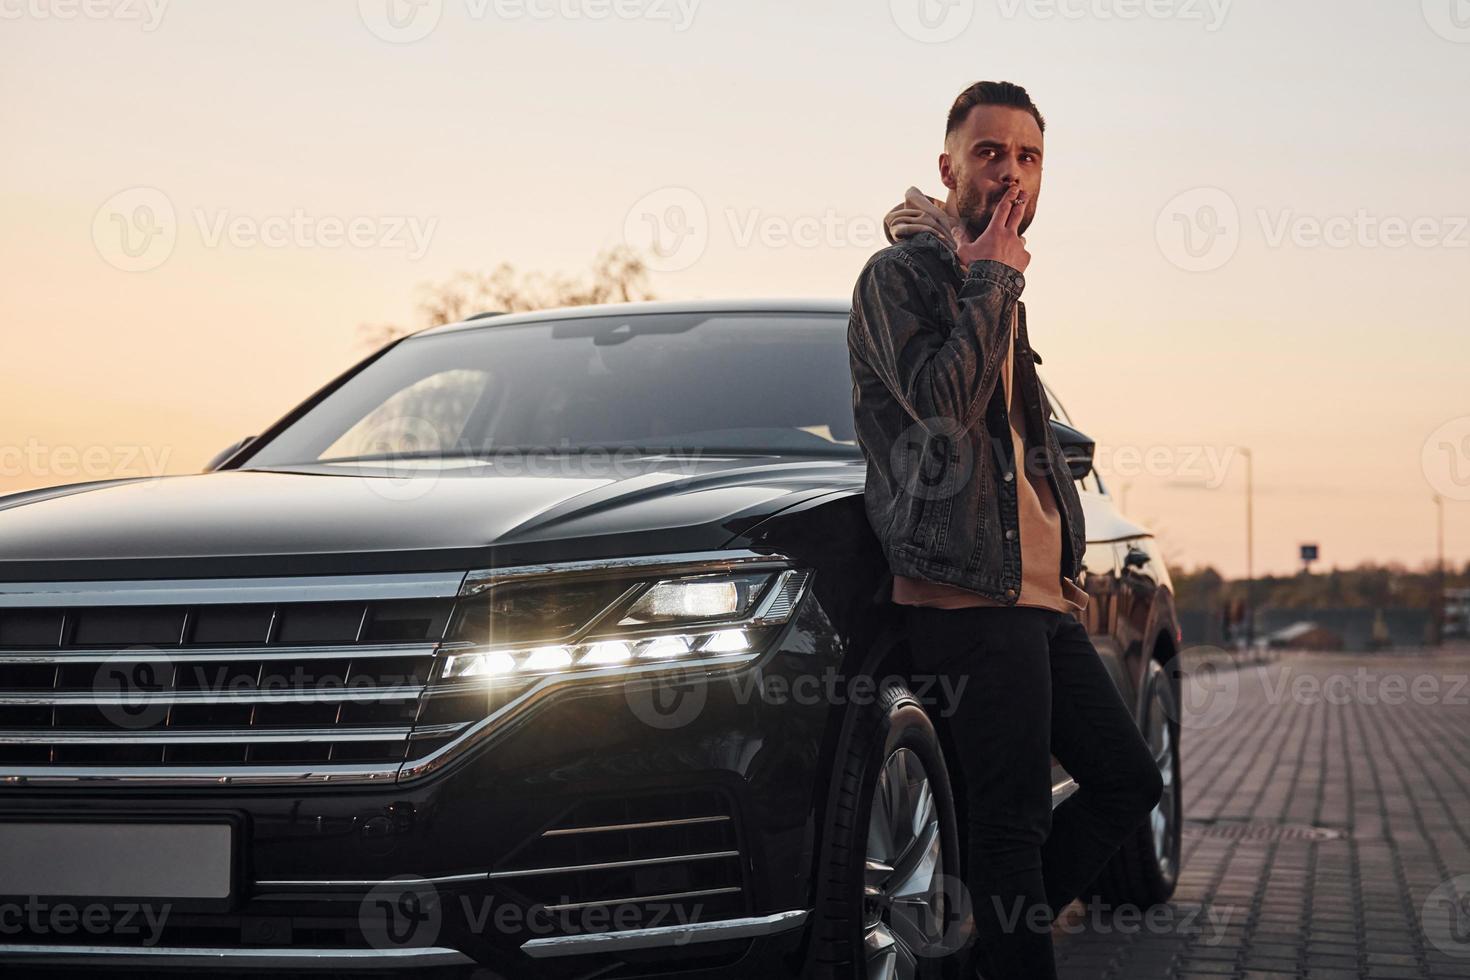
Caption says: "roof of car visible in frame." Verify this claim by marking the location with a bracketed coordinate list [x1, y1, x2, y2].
[416, 298, 852, 338]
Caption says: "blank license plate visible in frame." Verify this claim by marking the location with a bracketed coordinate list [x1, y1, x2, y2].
[0, 821, 234, 900]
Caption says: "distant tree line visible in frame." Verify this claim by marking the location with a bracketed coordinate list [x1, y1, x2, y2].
[1172, 561, 1470, 612]
[360, 246, 657, 347]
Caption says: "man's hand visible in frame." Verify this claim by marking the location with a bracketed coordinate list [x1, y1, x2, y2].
[955, 187, 1030, 274]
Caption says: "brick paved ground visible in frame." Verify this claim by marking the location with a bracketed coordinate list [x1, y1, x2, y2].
[1055, 649, 1470, 980]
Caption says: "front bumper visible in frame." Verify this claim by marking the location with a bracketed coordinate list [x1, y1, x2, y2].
[0, 572, 844, 977]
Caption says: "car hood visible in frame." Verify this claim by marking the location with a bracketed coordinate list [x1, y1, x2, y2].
[0, 456, 865, 580]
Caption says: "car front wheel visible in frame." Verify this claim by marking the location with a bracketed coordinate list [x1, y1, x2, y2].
[807, 680, 964, 979]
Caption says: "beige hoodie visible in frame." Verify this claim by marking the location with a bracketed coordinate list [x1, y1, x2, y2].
[880, 188, 1089, 615]
[883, 186, 961, 248]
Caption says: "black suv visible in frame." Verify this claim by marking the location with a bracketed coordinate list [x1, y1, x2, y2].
[0, 300, 1182, 978]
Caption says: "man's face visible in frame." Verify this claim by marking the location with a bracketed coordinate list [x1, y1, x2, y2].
[940, 104, 1044, 238]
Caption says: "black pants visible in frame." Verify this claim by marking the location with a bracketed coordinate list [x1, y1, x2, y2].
[904, 604, 1165, 980]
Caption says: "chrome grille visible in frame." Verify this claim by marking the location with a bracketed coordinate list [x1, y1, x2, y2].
[0, 551, 801, 786]
[0, 574, 467, 783]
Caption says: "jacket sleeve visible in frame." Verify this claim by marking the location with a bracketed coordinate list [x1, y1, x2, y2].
[851, 250, 1024, 437]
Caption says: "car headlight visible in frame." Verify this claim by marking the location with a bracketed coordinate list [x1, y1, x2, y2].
[434, 560, 811, 686]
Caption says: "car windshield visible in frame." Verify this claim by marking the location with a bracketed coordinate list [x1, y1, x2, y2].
[243, 311, 863, 466]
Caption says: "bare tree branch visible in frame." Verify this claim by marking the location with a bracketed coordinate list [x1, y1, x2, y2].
[360, 247, 657, 347]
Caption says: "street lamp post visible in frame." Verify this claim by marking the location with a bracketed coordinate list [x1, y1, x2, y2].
[1434, 493, 1445, 647]
[1242, 448, 1254, 651]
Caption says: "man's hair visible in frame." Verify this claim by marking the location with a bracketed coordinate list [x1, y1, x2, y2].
[945, 81, 1046, 140]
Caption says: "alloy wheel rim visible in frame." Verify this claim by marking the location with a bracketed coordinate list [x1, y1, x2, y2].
[1148, 667, 1179, 881]
[863, 747, 946, 980]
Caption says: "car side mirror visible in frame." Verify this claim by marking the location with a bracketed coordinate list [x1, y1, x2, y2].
[1048, 419, 1095, 481]
[204, 436, 255, 472]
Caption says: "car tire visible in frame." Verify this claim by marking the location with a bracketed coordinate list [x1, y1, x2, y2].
[1087, 658, 1181, 909]
[806, 679, 964, 980]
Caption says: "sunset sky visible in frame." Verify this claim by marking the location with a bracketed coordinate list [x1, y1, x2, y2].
[2, 0, 1467, 578]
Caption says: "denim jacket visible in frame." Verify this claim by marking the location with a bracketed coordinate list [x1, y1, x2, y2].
[846, 231, 1087, 602]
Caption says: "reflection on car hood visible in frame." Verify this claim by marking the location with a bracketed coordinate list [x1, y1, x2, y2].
[0, 455, 866, 579]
